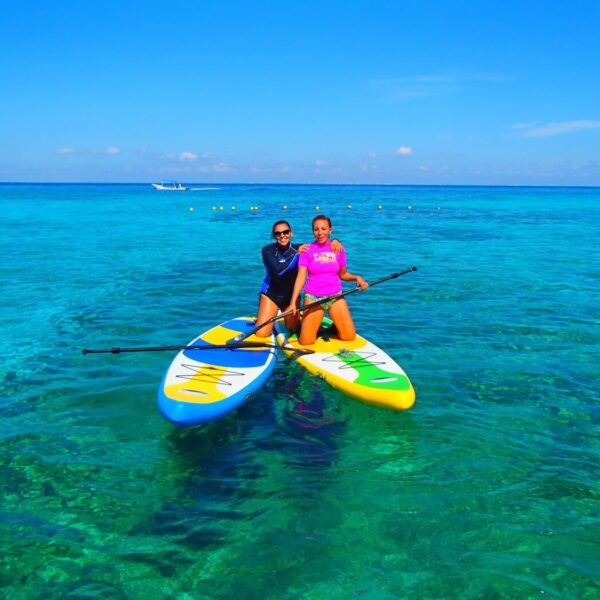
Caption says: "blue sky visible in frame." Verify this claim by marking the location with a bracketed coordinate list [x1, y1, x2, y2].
[1, 0, 599, 185]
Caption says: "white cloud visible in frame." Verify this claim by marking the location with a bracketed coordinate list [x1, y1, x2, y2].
[195, 162, 232, 173]
[367, 152, 379, 159]
[370, 71, 506, 102]
[360, 164, 379, 172]
[213, 162, 231, 173]
[515, 120, 600, 138]
[251, 165, 291, 175]
[511, 122, 539, 130]
[179, 151, 198, 161]
[55, 147, 76, 155]
[55, 146, 121, 156]
[396, 146, 413, 156]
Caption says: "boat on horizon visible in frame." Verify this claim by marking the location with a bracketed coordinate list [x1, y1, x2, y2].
[151, 180, 188, 191]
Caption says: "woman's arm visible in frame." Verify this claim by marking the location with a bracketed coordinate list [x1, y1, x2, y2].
[284, 266, 308, 313]
[339, 267, 369, 290]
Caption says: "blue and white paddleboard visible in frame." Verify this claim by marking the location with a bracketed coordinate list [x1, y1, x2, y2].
[158, 316, 276, 426]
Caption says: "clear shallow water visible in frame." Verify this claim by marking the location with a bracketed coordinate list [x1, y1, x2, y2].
[1, 183, 598, 599]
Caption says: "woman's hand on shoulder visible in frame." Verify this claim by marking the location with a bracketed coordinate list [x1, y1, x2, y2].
[297, 244, 309, 253]
[331, 238, 344, 254]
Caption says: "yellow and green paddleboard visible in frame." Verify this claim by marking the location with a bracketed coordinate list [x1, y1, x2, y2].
[274, 318, 415, 410]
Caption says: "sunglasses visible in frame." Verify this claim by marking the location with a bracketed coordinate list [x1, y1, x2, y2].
[273, 229, 291, 237]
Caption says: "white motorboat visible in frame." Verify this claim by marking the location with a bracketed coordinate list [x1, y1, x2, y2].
[151, 180, 188, 191]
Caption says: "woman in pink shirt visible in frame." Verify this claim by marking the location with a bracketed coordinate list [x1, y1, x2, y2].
[285, 215, 368, 345]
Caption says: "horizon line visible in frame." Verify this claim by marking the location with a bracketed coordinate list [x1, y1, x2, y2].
[1, 181, 599, 190]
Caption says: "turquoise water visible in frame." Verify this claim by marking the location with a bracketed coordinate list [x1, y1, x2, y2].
[1, 183, 598, 599]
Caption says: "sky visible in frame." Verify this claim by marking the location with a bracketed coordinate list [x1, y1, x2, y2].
[1, 0, 599, 185]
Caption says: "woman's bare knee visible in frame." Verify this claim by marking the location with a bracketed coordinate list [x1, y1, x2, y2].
[339, 331, 355, 341]
[299, 332, 317, 345]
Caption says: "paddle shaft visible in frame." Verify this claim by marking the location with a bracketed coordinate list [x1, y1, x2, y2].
[231, 266, 417, 343]
[83, 341, 287, 355]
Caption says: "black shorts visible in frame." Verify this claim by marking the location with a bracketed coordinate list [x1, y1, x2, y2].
[259, 291, 290, 310]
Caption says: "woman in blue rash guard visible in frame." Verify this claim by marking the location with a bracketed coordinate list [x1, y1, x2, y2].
[255, 220, 340, 337]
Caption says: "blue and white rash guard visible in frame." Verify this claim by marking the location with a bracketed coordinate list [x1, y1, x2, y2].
[260, 242, 301, 308]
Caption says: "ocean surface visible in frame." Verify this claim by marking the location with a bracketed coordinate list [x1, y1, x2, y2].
[1, 183, 598, 599]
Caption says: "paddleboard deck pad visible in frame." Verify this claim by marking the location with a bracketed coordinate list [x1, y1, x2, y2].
[158, 316, 276, 426]
[274, 318, 415, 410]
